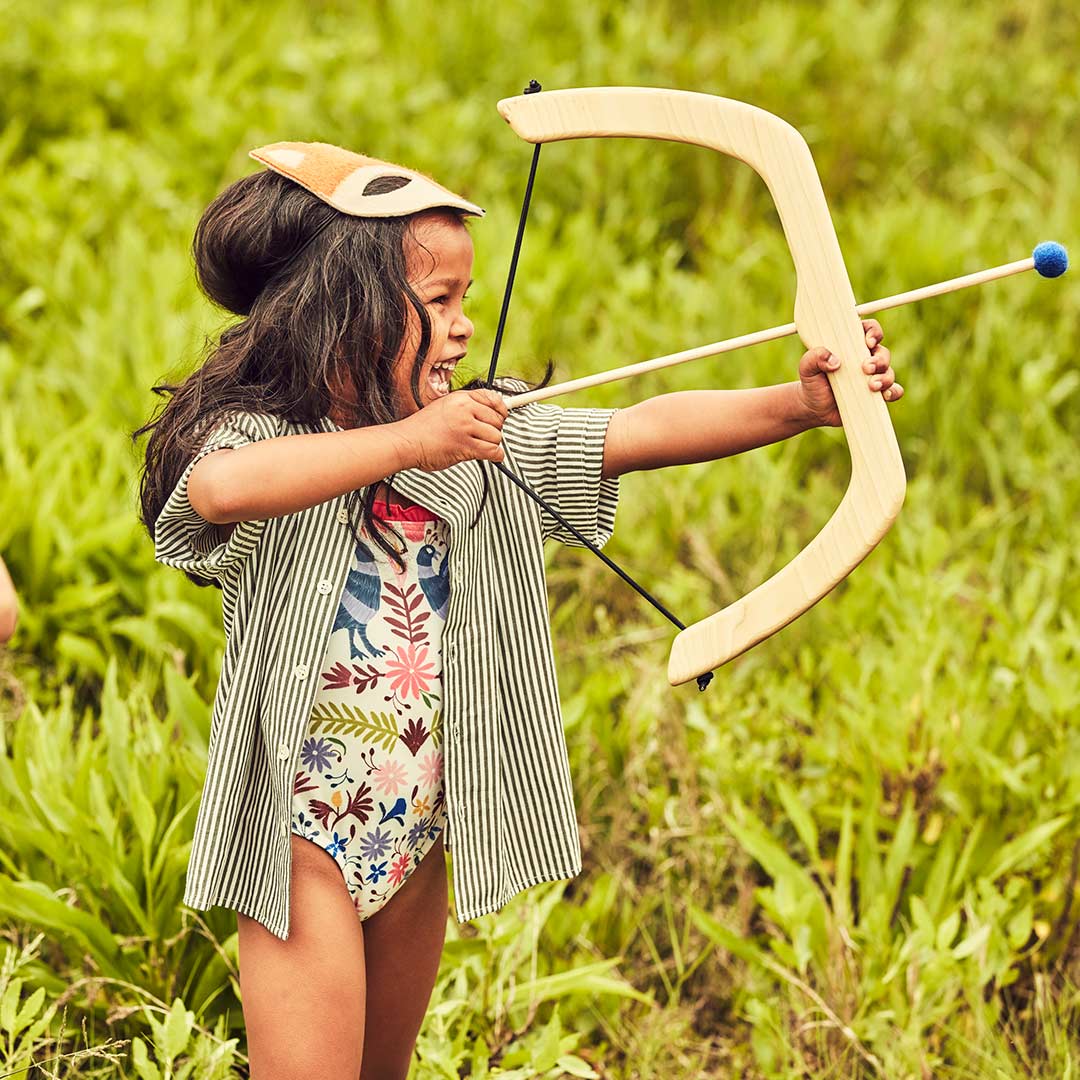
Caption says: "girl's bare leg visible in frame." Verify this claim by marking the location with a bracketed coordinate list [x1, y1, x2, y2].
[237, 835, 367, 1079]
[358, 834, 449, 1079]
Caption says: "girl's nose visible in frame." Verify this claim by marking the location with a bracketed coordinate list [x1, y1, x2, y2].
[456, 312, 474, 341]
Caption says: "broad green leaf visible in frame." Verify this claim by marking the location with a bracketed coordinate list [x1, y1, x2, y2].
[504, 959, 652, 1008]
[775, 779, 818, 862]
[983, 816, 1070, 881]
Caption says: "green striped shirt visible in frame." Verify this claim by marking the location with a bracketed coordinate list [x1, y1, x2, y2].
[154, 383, 619, 941]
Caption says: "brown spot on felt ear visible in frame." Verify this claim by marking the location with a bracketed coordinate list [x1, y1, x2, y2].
[362, 175, 412, 196]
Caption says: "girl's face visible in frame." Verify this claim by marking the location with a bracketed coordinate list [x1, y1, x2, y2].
[394, 209, 475, 415]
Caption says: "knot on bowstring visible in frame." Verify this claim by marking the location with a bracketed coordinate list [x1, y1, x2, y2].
[696, 671, 715, 692]
[525, 79, 542, 94]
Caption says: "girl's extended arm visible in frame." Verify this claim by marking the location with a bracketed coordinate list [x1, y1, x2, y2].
[189, 389, 509, 525]
[600, 327, 902, 479]
[601, 382, 811, 480]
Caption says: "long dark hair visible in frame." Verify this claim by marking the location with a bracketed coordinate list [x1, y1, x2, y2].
[134, 168, 552, 587]
[134, 168, 551, 587]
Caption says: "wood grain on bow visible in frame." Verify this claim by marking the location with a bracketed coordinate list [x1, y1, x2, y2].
[496, 86, 907, 687]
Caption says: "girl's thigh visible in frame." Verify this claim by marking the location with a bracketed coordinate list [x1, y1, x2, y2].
[358, 834, 448, 1079]
[237, 835, 366, 1080]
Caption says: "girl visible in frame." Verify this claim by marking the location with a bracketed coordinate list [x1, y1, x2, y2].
[136, 140, 901, 1079]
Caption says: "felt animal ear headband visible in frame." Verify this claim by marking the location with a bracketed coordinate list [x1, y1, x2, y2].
[248, 140, 484, 261]
[248, 140, 485, 285]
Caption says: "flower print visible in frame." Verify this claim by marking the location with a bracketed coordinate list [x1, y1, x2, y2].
[325, 832, 349, 859]
[417, 749, 442, 788]
[367, 861, 388, 884]
[387, 853, 412, 887]
[360, 827, 393, 861]
[374, 757, 408, 797]
[343, 783, 374, 827]
[308, 798, 337, 830]
[384, 643, 435, 699]
[293, 771, 319, 797]
[412, 794, 431, 816]
[321, 662, 353, 691]
[301, 736, 336, 774]
[406, 815, 432, 851]
[399, 717, 430, 756]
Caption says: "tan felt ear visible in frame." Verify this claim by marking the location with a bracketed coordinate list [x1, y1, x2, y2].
[249, 141, 484, 218]
[249, 141, 380, 200]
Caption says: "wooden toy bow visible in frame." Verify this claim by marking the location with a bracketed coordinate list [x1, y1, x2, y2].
[491, 86, 907, 687]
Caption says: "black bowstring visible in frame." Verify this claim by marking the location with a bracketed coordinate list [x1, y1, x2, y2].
[483, 79, 714, 692]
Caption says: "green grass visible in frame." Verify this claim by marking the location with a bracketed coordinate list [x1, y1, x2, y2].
[1, 0, 1078, 1075]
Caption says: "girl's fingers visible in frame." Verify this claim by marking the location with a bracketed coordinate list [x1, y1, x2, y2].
[474, 403, 507, 427]
[882, 382, 904, 401]
[862, 318, 884, 348]
[869, 369, 901, 396]
[471, 424, 504, 446]
[470, 389, 510, 417]
[801, 346, 835, 376]
[868, 366, 894, 391]
[862, 345, 891, 374]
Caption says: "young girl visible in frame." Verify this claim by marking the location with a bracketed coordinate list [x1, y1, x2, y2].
[137, 140, 901, 1079]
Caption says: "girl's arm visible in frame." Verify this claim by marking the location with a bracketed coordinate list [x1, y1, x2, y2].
[0, 555, 18, 643]
[188, 389, 508, 525]
[601, 383, 811, 480]
[601, 326, 902, 479]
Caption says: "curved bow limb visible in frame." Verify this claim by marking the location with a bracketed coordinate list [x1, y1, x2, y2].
[497, 87, 907, 686]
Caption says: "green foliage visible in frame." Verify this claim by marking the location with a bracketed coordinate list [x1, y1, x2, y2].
[1, 0, 1078, 1076]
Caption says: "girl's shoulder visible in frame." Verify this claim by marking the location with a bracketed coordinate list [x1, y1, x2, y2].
[197, 409, 326, 445]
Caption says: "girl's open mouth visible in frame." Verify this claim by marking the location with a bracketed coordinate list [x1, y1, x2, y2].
[427, 358, 460, 396]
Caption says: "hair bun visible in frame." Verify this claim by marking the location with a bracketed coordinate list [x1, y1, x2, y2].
[192, 171, 321, 315]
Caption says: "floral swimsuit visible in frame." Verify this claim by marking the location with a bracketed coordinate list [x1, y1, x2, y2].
[290, 498, 449, 921]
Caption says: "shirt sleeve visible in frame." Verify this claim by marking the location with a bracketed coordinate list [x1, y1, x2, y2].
[153, 411, 282, 585]
[499, 378, 621, 548]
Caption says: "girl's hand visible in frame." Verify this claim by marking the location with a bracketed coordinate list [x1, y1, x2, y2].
[395, 388, 509, 472]
[796, 318, 904, 428]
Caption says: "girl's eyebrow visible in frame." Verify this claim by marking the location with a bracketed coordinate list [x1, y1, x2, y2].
[426, 277, 474, 289]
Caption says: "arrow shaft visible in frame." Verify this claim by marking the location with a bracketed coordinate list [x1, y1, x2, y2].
[506, 256, 1036, 409]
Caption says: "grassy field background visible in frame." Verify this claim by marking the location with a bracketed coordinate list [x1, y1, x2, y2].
[0, 0, 1078, 1076]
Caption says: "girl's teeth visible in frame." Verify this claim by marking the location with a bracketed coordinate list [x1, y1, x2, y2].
[428, 368, 451, 394]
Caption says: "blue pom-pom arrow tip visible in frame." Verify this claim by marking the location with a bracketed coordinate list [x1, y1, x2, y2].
[1033, 241, 1068, 278]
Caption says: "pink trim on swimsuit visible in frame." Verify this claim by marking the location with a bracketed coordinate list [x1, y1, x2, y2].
[372, 498, 439, 522]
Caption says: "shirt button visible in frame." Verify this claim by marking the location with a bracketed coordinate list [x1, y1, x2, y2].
[337, 509, 349, 524]
[316, 579, 332, 595]
[293, 663, 309, 680]
[277, 741, 290, 760]
[281, 821, 289, 838]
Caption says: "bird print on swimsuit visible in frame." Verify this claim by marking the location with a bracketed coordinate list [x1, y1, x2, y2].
[333, 539, 384, 659]
[290, 502, 451, 920]
[416, 543, 449, 620]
